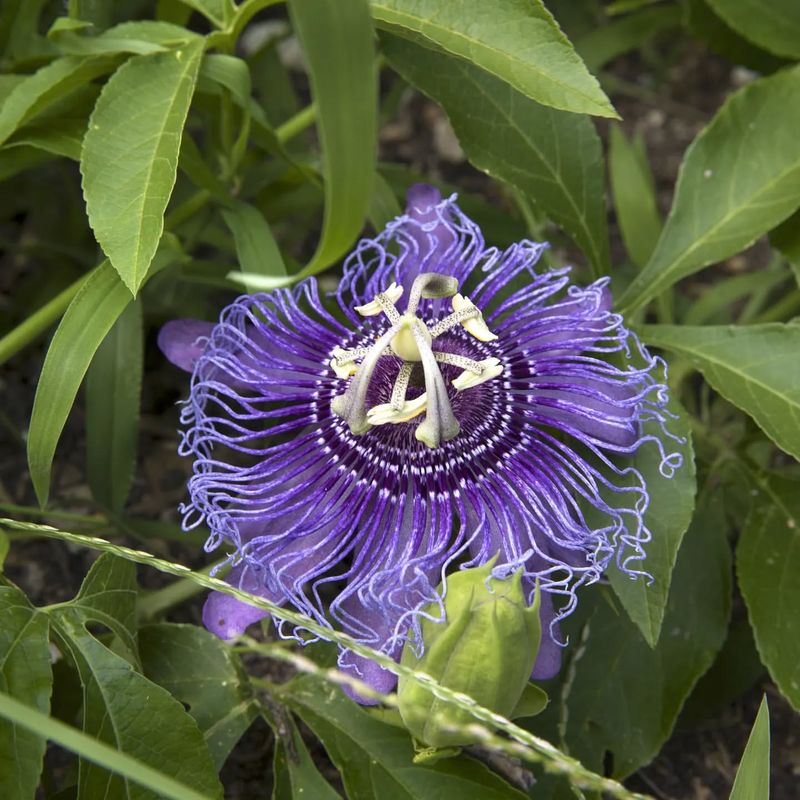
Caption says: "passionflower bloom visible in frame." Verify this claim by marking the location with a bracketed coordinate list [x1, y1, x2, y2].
[159, 185, 681, 702]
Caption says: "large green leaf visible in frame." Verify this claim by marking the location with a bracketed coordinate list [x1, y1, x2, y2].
[139, 623, 258, 770]
[81, 39, 204, 294]
[707, 0, 800, 59]
[738, 476, 800, 711]
[535, 497, 731, 778]
[289, 0, 377, 276]
[382, 34, 610, 276]
[86, 298, 143, 513]
[639, 323, 800, 461]
[370, 0, 616, 118]
[619, 65, 800, 314]
[0, 55, 117, 146]
[608, 398, 696, 647]
[729, 697, 771, 800]
[64, 553, 140, 658]
[278, 676, 527, 800]
[48, 561, 223, 799]
[0, 587, 52, 800]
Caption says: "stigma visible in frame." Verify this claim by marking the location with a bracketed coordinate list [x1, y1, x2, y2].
[330, 273, 503, 448]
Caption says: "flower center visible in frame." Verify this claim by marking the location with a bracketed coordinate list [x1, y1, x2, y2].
[330, 273, 504, 448]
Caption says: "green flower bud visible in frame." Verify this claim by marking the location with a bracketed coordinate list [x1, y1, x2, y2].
[397, 559, 543, 749]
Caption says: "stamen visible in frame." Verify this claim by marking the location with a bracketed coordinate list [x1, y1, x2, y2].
[330, 345, 369, 378]
[367, 393, 428, 425]
[428, 304, 480, 338]
[390, 362, 414, 410]
[434, 352, 485, 374]
[452, 294, 498, 341]
[354, 282, 403, 321]
[451, 357, 503, 391]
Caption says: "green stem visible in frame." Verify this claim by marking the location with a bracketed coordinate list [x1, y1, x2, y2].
[0, 277, 83, 366]
[753, 290, 800, 324]
[164, 189, 211, 230]
[275, 103, 317, 145]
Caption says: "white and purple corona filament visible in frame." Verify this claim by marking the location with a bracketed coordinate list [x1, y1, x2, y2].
[159, 185, 682, 702]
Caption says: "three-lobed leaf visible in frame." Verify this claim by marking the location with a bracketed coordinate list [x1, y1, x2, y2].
[738, 475, 800, 711]
[382, 33, 610, 276]
[370, 0, 616, 118]
[0, 587, 52, 800]
[619, 65, 800, 314]
[81, 39, 204, 294]
[639, 324, 800, 461]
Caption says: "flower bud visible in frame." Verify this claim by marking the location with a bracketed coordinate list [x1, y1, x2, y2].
[397, 560, 543, 749]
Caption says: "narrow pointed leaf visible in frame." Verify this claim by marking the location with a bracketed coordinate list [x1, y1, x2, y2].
[289, 0, 377, 276]
[619, 65, 800, 314]
[86, 299, 143, 512]
[81, 40, 204, 294]
[707, 0, 800, 59]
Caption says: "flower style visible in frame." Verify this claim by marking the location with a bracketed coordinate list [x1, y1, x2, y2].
[159, 184, 681, 702]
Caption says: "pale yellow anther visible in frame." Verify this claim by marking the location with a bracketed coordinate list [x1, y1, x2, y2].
[354, 282, 404, 316]
[452, 294, 498, 341]
[367, 393, 428, 425]
[452, 358, 503, 391]
[330, 346, 359, 379]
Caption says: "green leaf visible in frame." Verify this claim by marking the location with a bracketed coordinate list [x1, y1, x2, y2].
[382, 34, 610, 276]
[574, 4, 681, 73]
[0, 55, 117, 146]
[738, 476, 800, 711]
[729, 696, 771, 800]
[542, 496, 731, 777]
[269, 712, 342, 799]
[65, 552, 139, 658]
[608, 126, 662, 268]
[49, 19, 197, 56]
[289, 0, 377, 276]
[49, 610, 223, 799]
[707, 0, 800, 59]
[81, 40, 204, 294]
[608, 398, 696, 646]
[86, 299, 143, 513]
[221, 201, 287, 291]
[0, 587, 52, 800]
[638, 323, 800, 461]
[0, 690, 216, 800]
[174, 0, 234, 28]
[139, 623, 258, 769]
[618, 65, 800, 315]
[278, 676, 528, 800]
[770, 208, 800, 285]
[4, 116, 87, 160]
[370, 0, 616, 118]
[27, 243, 181, 507]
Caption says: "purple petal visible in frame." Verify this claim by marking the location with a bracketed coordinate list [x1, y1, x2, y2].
[158, 320, 214, 372]
[202, 564, 276, 639]
[531, 590, 563, 680]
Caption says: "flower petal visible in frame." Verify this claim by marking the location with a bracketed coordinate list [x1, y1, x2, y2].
[158, 319, 214, 372]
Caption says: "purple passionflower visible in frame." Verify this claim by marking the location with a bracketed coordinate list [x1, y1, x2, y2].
[159, 185, 680, 702]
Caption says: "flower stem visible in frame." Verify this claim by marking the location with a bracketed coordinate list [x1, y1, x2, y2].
[275, 103, 317, 144]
